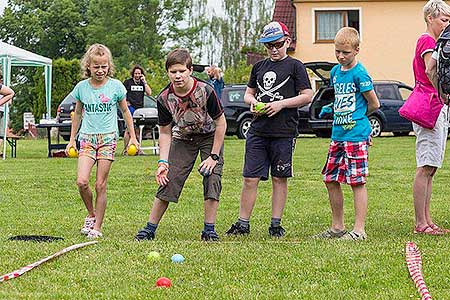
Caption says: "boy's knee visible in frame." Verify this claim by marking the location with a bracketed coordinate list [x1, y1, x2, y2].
[243, 177, 259, 188]
[272, 176, 287, 185]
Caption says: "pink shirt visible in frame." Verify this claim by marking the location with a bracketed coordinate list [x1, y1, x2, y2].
[412, 33, 436, 92]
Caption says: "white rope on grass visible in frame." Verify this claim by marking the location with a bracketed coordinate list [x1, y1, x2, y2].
[0, 240, 98, 282]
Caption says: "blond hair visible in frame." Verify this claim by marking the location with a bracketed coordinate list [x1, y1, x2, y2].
[334, 27, 360, 49]
[424, 0, 450, 23]
[80, 43, 115, 78]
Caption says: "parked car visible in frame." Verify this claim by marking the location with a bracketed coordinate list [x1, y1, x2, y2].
[306, 61, 414, 137]
[222, 84, 313, 139]
[56, 94, 158, 141]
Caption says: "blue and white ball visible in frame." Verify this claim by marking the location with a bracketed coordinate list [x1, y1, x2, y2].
[171, 253, 185, 263]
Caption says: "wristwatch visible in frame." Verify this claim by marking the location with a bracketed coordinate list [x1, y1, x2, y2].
[210, 154, 220, 161]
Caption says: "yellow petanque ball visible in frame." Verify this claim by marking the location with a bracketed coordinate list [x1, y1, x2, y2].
[127, 144, 137, 156]
[68, 147, 78, 158]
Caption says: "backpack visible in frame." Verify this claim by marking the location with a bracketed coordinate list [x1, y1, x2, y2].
[437, 25, 450, 96]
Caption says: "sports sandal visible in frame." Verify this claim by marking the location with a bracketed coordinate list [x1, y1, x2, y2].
[429, 223, 450, 234]
[87, 229, 103, 239]
[225, 222, 250, 235]
[414, 225, 444, 235]
[339, 231, 367, 241]
[312, 228, 346, 239]
[134, 228, 155, 241]
[268, 225, 286, 238]
[80, 216, 96, 235]
[201, 230, 220, 241]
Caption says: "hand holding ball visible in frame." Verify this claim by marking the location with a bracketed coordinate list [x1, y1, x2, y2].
[254, 102, 266, 114]
[127, 144, 137, 156]
[68, 147, 78, 158]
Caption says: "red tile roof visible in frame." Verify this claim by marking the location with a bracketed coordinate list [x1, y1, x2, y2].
[272, 0, 296, 51]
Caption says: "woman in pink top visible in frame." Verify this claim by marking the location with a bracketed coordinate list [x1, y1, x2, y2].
[411, 0, 450, 235]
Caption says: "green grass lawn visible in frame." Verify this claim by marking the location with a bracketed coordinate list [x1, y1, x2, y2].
[1, 136, 450, 299]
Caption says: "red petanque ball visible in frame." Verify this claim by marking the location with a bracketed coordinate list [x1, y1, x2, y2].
[155, 277, 172, 288]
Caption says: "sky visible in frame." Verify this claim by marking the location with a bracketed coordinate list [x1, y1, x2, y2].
[0, 0, 6, 14]
[0, 0, 223, 15]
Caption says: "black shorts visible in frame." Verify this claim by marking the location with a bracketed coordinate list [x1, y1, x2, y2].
[243, 132, 295, 180]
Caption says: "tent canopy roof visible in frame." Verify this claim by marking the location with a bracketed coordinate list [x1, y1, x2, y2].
[0, 41, 52, 66]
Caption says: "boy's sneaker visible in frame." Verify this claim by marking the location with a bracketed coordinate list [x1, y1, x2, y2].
[312, 228, 347, 239]
[339, 231, 367, 241]
[268, 225, 285, 238]
[134, 228, 155, 241]
[87, 229, 103, 239]
[80, 216, 95, 235]
[201, 230, 219, 241]
[225, 222, 250, 235]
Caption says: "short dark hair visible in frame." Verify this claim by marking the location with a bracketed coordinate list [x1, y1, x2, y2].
[165, 49, 193, 71]
[130, 65, 145, 77]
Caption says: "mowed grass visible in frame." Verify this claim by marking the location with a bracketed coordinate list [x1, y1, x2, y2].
[1, 136, 450, 299]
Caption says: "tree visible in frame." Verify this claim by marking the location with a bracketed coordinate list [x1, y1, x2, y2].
[0, 0, 88, 59]
[85, 0, 208, 68]
[202, 0, 274, 69]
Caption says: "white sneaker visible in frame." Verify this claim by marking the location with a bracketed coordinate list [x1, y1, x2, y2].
[80, 216, 95, 235]
[87, 229, 103, 239]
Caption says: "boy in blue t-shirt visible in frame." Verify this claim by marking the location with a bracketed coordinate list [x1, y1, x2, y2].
[314, 27, 380, 241]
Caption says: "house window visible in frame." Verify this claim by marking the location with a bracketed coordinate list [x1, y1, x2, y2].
[315, 10, 360, 43]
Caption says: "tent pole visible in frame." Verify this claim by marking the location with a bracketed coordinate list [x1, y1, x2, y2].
[2, 57, 11, 160]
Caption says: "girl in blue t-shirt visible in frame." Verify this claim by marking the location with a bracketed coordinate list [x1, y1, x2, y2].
[65, 44, 139, 239]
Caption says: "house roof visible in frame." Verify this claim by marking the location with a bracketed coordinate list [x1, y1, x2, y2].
[272, 0, 296, 51]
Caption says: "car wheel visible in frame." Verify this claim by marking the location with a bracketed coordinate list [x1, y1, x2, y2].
[393, 131, 410, 136]
[369, 116, 383, 137]
[237, 117, 252, 139]
[315, 129, 332, 138]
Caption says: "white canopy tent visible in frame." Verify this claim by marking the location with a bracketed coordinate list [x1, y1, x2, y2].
[0, 41, 52, 159]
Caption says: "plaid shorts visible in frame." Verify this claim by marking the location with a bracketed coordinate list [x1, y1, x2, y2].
[322, 140, 369, 186]
[78, 132, 117, 161]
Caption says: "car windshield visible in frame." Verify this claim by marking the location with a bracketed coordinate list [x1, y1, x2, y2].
[61, 94, 76, 105]
[144, 96, 157, 108]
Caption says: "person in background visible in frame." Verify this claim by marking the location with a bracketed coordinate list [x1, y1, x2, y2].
[206, 65, 225, 100]
[122, 65, 152, 154]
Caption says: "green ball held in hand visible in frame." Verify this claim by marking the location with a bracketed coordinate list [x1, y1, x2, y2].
[254, 102, 266, 113]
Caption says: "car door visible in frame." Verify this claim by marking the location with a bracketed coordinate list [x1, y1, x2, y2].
[374, 84, 412, 131]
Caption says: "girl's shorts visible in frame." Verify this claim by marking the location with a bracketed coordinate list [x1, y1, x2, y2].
[78, 132, 117, 161]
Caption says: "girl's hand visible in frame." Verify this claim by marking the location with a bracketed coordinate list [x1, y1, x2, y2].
[65, 141, 76, 155]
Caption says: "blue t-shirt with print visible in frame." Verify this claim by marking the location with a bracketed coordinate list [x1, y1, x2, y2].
[330, 62, 373, 142]
[70, 78, 126, 136]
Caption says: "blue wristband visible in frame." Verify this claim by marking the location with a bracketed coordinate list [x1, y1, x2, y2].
[158, 159, 169, 165]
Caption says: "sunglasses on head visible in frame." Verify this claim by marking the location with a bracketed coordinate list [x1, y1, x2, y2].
[264, 39, 287, 49]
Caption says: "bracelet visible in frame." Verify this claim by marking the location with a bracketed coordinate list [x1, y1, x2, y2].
[158, 159, 169, 165]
